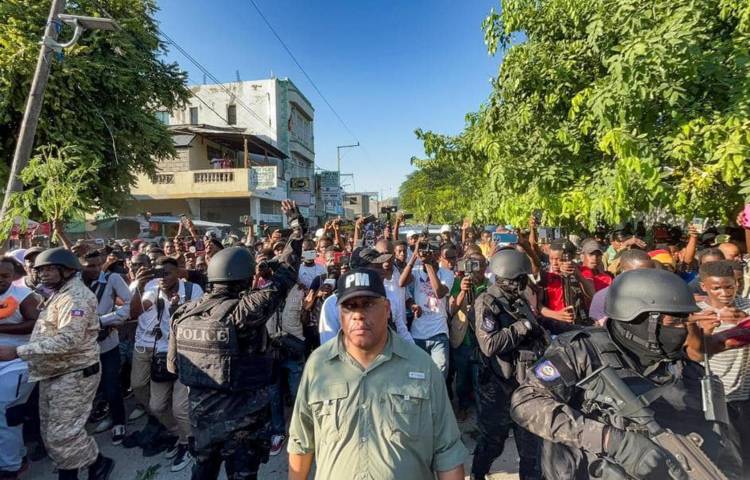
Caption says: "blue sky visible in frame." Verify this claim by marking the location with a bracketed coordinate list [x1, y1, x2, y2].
[156, 0, 501, 198]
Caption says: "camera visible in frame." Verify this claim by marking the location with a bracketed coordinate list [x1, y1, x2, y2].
[402, 213, 414, 220]
[418, 241, 439, 255]
[457, 259, 482, 274]
[381, 206, 398, 214]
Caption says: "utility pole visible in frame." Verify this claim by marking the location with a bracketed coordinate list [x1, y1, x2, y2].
[0, 6, 117, 223]
[336, 142, 359, 175]
[1, 0, 66, 221]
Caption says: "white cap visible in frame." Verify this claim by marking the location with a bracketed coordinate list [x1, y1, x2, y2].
[440, 224, 451, 233]
[314, 228, 325, 240]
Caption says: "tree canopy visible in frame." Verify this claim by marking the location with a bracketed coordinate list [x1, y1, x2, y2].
[401, 0, 750, 228]
[0, 0, 189, 221]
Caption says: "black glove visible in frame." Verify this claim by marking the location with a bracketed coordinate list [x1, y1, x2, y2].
[511, 320, 532, 336]
[605, 428, 687, 480]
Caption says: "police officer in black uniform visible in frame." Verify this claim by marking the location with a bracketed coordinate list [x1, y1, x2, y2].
[471, 248, 548, 480]
[167, 200, 304, 480]
[510, 268, 739, 479]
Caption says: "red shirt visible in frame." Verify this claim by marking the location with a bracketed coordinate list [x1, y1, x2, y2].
[542, 272, 565, 311]
[580, 266, 613, 292]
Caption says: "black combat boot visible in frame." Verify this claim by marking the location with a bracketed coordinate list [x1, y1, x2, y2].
[87, 454, 114, 480]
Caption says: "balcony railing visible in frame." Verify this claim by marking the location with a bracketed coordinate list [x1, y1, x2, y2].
[132, 167, 283, 201]
[154, 174, 174, 184]
[194, 171, 234, 183]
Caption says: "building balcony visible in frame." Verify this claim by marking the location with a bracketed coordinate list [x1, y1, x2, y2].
[132, 167, 287, 201]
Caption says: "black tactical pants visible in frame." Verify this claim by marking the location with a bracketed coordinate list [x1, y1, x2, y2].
[191, 418, 270, 480]
[471, 367, 542, 480]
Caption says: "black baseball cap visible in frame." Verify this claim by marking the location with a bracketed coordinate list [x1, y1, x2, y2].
[336, 268, 387, 305]
[350, 247, 393, 268]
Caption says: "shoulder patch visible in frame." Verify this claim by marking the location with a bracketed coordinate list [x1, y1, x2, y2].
[71, 309, 85, 317]
[480, 311, 497, 333]
[534, 359, 561, 382]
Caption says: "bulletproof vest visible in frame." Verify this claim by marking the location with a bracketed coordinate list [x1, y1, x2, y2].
[570, 329, 726, 463]
[481, 288, 549, 383]
[173, 296, 275, 391]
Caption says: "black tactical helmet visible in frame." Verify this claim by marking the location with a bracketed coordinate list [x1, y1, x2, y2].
[604, 269, 698, 322]
[489, 248, 531, 280]
[207, 246, 255, 283]
[33, 247, 81, 271]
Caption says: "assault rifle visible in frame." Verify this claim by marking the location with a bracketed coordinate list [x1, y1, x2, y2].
[595, 366, 728, 480]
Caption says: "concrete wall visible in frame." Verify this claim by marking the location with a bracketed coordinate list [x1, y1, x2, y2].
[173, 80, 279, 147]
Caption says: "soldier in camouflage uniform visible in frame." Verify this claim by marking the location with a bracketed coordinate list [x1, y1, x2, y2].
[168, 200, 304, 480]
[0, 248, 114, 480]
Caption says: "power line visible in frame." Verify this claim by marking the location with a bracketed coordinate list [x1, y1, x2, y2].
[247, 0, 362, 145]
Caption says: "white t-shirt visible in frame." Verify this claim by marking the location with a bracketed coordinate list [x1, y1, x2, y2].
[298, 263, 326, 289]
[0, 284, 33, 347]
[409, 267, 455, 340]
[383, 271, 413, 343]
[138, 279, 203, 352]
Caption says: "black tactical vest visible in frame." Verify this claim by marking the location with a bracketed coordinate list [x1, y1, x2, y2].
[173, 296, 275, 391]
[481, 288, 550, 383]
[569, 329, 727, 466]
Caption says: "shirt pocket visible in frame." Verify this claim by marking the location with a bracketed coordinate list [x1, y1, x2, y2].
[386, 384, 430, 439]
[308, 382, 349, 444]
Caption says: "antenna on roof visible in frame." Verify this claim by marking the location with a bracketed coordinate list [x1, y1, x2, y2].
[203, 73, 206, 84]
[236, 70, 241, 82]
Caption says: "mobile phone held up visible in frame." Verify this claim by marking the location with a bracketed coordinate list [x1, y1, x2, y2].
[493, 233, 518, 245]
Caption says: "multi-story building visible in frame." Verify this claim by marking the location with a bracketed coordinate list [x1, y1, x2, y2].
[124, 77, 316, 228]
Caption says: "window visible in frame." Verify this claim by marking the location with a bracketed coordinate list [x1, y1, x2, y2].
[189, 107, 199, 125]
[227, 105, 237, 125]
[155, 111, 170, 124]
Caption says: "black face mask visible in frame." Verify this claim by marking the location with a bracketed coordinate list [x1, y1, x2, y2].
[497, 275, 528, 299]
[610, 315, 688, 367]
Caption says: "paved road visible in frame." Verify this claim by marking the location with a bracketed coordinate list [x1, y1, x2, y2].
[26, 405, 521, 480]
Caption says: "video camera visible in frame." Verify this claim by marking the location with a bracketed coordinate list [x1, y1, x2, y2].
[380, 206, 398, 214]
[457, 258, 482, 274]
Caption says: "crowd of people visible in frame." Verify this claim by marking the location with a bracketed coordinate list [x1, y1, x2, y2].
[0, 202, 749, 480]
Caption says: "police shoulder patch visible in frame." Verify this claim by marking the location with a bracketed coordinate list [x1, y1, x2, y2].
[534, 359, 561, 382]
[71, 309, 85, 317]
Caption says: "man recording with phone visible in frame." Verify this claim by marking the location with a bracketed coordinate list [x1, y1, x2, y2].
[399, 235, 454, 377]
[448, 249, 488, 420]
[539, 240, 595, 329]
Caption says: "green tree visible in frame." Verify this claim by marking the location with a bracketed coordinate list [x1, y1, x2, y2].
[0, 145, 100, 237]
[0, 0, 189, 222]
[408, 0, 750, 229]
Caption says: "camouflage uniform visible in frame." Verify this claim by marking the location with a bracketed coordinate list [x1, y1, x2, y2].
[16, 277, 101, 470]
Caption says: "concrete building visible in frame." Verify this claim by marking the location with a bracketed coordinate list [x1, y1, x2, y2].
[343, 192, 379, 219]
[125, 77, 316, 228]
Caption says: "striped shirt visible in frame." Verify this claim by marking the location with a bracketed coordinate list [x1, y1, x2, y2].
[698, 297, 750, 402]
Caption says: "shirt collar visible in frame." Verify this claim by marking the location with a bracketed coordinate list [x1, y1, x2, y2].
[327, 329, 409, 363]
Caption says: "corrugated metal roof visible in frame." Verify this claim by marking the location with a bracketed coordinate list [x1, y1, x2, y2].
[172, 134, 195, 148]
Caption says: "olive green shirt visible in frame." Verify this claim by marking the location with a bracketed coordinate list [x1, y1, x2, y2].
[288, 331, 467, 479]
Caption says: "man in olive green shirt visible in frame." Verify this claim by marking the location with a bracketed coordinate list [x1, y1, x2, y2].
[288, 268, 467, 480]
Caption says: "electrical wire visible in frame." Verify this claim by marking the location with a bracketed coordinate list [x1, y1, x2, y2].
[247, 0, 363, 146]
